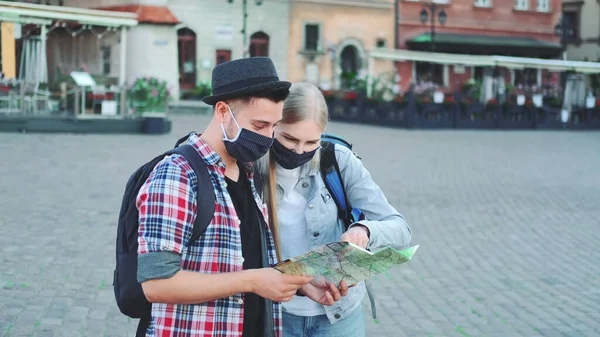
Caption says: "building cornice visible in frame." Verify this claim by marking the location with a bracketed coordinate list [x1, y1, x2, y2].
[293, 0, 393, 9]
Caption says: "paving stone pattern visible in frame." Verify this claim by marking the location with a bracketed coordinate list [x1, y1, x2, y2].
[1, 115, 599, 337]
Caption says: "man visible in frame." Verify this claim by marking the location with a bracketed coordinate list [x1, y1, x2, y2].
[136, 57, 313, 337]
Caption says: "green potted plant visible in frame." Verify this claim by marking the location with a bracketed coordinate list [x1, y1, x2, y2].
[129, 77, 170, 117]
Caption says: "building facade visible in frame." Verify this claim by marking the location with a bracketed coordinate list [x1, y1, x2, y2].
[562, 0, 600, 62]
[57, 0, 290, 100]
[288, 0, 397, 91]
[396, 0, 564, 92]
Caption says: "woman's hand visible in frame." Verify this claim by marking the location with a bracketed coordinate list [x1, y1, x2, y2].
[340, 224, 370, 249]
[299, 279, 349, 306]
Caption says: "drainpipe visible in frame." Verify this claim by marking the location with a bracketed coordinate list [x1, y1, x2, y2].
[394, 0, 399, 49]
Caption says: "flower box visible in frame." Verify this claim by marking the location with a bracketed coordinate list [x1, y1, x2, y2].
[497, 105, 535, 129]
[412, 103, 455, 129]
[455, 102, 497, 129]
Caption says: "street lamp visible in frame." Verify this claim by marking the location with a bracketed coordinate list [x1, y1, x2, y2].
[419, 3, 447, 82]
[228, 0, 263, 58]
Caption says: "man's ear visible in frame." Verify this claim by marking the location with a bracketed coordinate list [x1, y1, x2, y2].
[214, 101, 230, 123]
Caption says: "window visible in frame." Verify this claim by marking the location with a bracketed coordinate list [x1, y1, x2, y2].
[536, 0, 549, 12]
[216, 49, 231, 65]
[514, 0, 528, 10]
[562, 11, 580, 40]
[474, 0, 492, 7]
[304, 24, 320, 51]
[514, 68, 538, 86]
[101, 46, 111, 75]
[415, 62, 447, 87]
[249, 32, 269, 57]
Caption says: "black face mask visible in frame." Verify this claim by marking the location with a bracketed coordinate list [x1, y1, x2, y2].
[221, 106, 274, 163]
[271, 138, 319, 170]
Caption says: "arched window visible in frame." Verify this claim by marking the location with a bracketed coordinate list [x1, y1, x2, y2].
[340, 45, 360, 75]
[249, 31, 269, 57]
[340, 45, 361, 89]
[177, 28, 197, 89]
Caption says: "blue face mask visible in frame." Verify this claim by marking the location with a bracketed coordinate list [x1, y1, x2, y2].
[271, 138, 319, 170]
[221, 106, 274, 163]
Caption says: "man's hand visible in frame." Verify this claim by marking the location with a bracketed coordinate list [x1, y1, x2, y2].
[340, 224, 370, 249]
[300, 279, 349, 306]
[249, 268, 313, 302]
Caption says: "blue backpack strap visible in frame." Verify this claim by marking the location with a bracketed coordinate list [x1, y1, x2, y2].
[321, 133, 353, 149]
[320, 138, 374, 320]
[319, 140, 364, 230]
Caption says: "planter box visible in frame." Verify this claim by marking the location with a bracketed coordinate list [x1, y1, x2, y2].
[569, 108, 589, 130]
[535, 107, 565, 130]
[360, 101, 409, 127]
[570, 108, 600, 130]
[327, 98, 360, 123]
[411, 103, 455, 129]
[455, 103, 497, 129]
[586, 108, 600, 129]
[497, 106, 535, 129]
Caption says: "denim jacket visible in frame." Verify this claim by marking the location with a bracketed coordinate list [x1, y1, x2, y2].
[257, 144, 412, 324]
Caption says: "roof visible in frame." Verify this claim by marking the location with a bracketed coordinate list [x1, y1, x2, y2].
[98, 5, 179, 25]
[369, 48, 600, 74]
[407, 33, 561, 49]
[0, 0, 137, 27]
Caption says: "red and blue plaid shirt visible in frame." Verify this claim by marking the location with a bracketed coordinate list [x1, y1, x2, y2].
[136, 133, 282, 337]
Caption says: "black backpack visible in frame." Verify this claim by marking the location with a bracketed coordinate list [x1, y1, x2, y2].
[113, 133, 263, 325]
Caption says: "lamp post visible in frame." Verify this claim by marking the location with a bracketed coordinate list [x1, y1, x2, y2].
[419, 3, 447, 82]
[228, 0, 263, 58]
[554, 16, 573, 90]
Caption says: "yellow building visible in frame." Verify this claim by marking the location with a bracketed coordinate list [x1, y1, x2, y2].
[288, 0, 396, 90]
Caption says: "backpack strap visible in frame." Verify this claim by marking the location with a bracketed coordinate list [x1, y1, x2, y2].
[170, 144, 216, 245]
[320, 141, 358, 230]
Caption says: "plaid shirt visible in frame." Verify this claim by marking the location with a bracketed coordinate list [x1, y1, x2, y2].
[136, 133, 282, 337]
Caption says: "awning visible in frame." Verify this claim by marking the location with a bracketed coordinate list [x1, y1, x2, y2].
[369, 49, 600, 74]
[369, 49, 496, 66]
[406, 33, 562, 58]
[0, 0, 138, 27]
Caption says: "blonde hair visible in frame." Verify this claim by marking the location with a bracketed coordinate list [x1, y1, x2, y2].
[263, 83, 329, 261]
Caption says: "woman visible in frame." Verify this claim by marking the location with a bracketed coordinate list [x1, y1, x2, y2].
[257, 83, 412, 337]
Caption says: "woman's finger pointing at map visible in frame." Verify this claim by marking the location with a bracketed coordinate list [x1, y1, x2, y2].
[339, 280, 349, 296]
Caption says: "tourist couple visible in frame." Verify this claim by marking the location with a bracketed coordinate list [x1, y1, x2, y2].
[134, 57, 412, 337]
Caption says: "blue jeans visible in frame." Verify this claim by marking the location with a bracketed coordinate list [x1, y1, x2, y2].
[282, 306, 366, 337]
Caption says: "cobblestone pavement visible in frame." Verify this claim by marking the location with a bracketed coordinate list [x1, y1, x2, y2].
[1, 114, 600, 337]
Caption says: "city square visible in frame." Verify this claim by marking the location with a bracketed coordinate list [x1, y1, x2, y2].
[1, 114, 599, 337]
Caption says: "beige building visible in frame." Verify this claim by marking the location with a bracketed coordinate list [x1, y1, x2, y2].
[563, 0, 600, 62]
[49, 0, 290, 100]
[288, 0, 396, 90]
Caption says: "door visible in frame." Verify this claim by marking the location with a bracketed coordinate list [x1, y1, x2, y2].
[216, 49, 231, 65]
[178, 28, 197, 90]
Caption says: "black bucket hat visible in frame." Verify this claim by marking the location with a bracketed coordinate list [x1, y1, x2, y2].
[202, 57, 291, 105]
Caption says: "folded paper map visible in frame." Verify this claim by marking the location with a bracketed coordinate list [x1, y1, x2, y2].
[274, 242, 419, 286]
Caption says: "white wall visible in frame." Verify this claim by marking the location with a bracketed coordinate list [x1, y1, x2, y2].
[125, 25, 180, 98]
[566, 0, 600, 61]
[169, 0, 290, 84]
